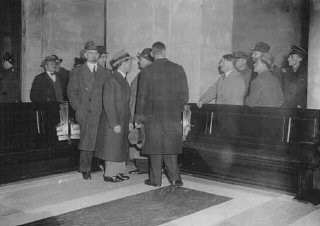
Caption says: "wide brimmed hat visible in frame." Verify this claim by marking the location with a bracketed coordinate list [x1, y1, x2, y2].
[289, 45, 307, 59]
[234, 51, 249, 60]
[84, 40, 98, 51]
[110, 50, 134, 67]
[51, 54, 63, 63]
[252, 41, 270, 53]
[128, 125, 145, 149]
[137, 48, 154, 62]
[40, 55, 58, 67]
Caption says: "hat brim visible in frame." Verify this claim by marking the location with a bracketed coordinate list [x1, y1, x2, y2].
[111, 56, 134, 67]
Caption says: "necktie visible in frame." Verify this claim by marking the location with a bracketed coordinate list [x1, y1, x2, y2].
[50, 72, 56, 82]
[93, 65, 96, 73]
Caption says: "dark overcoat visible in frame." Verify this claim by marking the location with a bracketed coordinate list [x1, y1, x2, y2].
[30, 72, 64, 102]
[244, 70, 283, 107]
[67, 63, 107, 151]
[281, 64, 307, 108]
[0, 69, 20, 103]
[95, 71, 131, 161]
[57, 67, 70, 101]
[135, 58, 189, 155]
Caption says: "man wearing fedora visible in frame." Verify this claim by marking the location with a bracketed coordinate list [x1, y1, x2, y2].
[52, 55, 70, 102]
[95, 50, 133, 182]
[30, 55, 65, 102]
[68, 41, 109, 180]
[128, 48, 154, 175]
[281, 45, 308, 108]
[135, 42, 189, 187]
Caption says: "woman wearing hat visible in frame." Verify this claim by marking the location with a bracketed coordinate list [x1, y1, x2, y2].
[281, 45, 308, 108]
[244, 53, 283, 107]
[95, 50, 133, 182]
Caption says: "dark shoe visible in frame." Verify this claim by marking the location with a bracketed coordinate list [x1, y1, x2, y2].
[171, 179, 183, 187]
[144, 179, 161, 187]
[82, 172, 91, 180]
[129, 169, 145, 174]
[104, 175, 123, 182]
[117, 173, 130, 180]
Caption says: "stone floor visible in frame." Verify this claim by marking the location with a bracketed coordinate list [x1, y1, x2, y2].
[0, 169, 319, 226]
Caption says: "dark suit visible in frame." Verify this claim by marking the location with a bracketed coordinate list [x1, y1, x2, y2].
[67, 63, 108, 172]
[30, 72, 64, 102]
[95, 70, 131, 162]
[56, 67, 70, 101]
[281, 64, 307, 108]
[135, 58, 189, 184]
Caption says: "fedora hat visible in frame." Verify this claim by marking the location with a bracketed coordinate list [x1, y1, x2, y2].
[84, 40, 98, 51]
[128, 124, 145, 149]
[252, 41, 270, 53]
[234, 51, 250, 60]
[51, 54, 63, 63]
[110, 50, 134, 67]
[40, 55, 58, 67]
[137, 48, 154, 62]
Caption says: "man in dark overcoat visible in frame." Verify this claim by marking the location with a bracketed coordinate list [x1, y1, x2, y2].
[30, 55, 65, 102]
[67, 41, 109, 180]
[281, 45, 307, 108]
[95, 50, 133, 182]
[135, 42, 189, 187]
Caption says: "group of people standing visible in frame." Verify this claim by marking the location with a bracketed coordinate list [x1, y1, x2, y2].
[44, 41, 189, 187]
[197, 41, 307, 109]
[28, 39, 307, 186]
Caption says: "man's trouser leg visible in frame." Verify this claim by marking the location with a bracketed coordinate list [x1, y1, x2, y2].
[149, 154, 163, 185]
[79, 150, 94, 173]
[163, 154, 181, 182]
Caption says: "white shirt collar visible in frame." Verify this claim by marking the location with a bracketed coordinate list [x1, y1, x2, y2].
[117, 69, 126, 78]
[87, 62, 98, 72]
[225, 70, 233, 77]
[46, 71, 56, 82]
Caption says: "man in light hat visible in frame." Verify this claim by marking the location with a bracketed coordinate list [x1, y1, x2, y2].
[128, 48, 154, 175]
[234, 51, 252, 97]
[95, 49, 133, 182]
[68, 41, 109, 180]
[281, 45, 308, 108]
[244, 53, 283, 107]
[135, 42, 189, 187]
[197, 54, 246, 107]
[30, 55, 65, 102]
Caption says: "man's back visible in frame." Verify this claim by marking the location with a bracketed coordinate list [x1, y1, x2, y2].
[139, 58, 188, 119]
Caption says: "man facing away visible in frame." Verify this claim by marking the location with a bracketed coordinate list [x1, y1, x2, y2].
[135, 42, 189, 187]
[67, 41, 109, 180]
